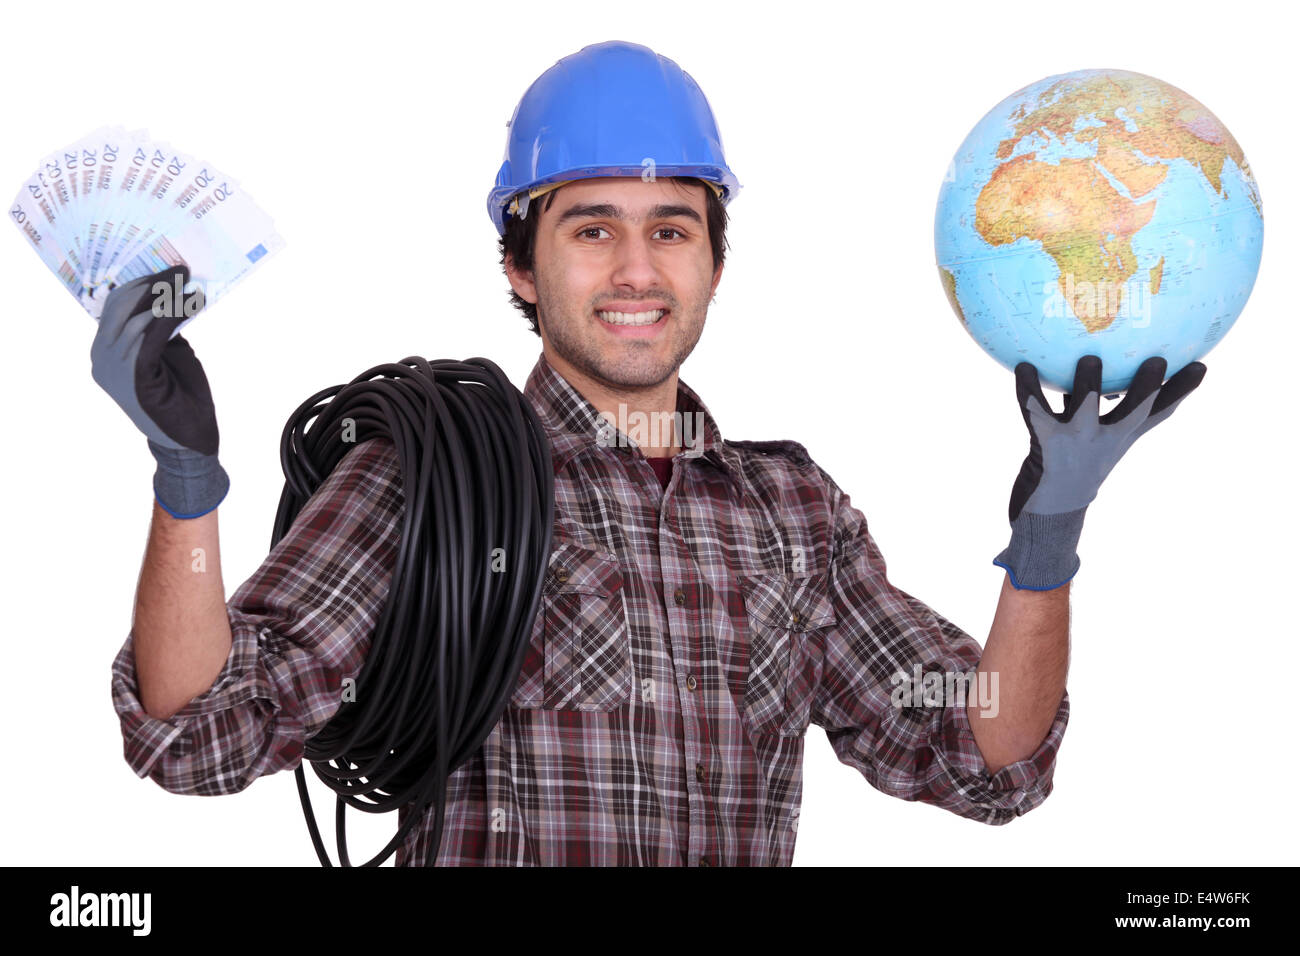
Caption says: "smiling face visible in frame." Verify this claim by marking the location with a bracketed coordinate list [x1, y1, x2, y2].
[506, 176, 724, 391]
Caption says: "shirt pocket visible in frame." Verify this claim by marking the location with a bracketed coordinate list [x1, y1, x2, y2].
[510, 539, 632, 712]
[738, 570, 836, 737]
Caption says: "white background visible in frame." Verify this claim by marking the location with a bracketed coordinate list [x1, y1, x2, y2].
[1, 0, 1294, 867]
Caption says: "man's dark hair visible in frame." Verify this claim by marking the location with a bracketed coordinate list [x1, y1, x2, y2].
[498, 177, 730, 336]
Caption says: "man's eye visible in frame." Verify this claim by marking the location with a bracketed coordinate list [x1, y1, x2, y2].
[579, 226, 609, 239]
[656, 228, 684, 240]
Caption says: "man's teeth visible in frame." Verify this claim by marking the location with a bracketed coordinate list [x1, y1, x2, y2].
[597, 309, 665, 326]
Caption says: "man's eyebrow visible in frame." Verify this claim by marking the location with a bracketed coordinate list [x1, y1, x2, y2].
[553, 202, 704, 228]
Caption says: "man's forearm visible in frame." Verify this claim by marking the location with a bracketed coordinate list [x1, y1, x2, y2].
[132, 499, 233, 720]
[967, 573, 1070, 775]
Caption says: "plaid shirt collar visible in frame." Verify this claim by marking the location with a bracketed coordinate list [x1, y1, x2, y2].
[524, 351, 745, 499]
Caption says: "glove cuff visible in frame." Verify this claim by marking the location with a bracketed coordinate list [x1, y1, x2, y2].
[147, 438, 230, 519]
[992, 507, 1087, 591]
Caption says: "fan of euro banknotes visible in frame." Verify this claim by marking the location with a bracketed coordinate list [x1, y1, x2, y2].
[9, 125, 284, 336]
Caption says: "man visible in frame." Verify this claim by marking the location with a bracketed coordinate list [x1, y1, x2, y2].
[97, 41, 1204, 865]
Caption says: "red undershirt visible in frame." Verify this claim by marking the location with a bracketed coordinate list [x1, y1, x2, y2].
[646, 455, 674, 490]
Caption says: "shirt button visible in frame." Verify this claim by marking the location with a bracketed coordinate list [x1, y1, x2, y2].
[674, 589, 686, 606]
[554, 567, 569, 584]
[791, 610, 803, 627]
[686, 674, 698, 692]
[699, 857, 710, 867]
[695, 763, 705, 782]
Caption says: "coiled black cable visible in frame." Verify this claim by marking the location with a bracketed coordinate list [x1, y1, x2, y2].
[269, 356, 554, 867]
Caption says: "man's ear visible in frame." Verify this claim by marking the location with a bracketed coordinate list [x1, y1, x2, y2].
[504, 251, 539, 305]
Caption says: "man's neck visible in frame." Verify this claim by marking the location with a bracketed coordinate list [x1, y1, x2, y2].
[543, 347, 682, 458]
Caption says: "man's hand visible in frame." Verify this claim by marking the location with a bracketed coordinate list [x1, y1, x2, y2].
[993, 354, 1206, 590]
[90, 264, 229, 519]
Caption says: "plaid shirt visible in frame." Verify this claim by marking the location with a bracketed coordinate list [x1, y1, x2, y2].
[111, 352, 1069, 866]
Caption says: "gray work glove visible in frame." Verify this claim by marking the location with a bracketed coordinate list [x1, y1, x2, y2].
[993, 354, 1206, 590]
[90, 264, 229, 519]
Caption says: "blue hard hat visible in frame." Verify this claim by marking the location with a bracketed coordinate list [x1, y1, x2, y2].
[488, 40, 742, 237]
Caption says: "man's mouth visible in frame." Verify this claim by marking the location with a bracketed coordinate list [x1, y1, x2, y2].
[596, 308, 667, 327]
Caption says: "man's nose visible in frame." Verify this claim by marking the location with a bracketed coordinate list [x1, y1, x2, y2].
[608, 232, 663, 286]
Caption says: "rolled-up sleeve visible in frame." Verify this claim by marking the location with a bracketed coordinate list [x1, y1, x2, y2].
[810, 481, 1069, 824]
[110, 437, 404, 795]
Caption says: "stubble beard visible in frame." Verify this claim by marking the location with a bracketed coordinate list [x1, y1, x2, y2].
[537, 286, 705, 392]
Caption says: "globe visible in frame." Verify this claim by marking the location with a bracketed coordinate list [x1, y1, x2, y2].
[934, 69, 1263, 395]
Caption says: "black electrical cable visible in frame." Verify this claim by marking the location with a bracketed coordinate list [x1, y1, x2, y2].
[268, 356, 554, 867]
